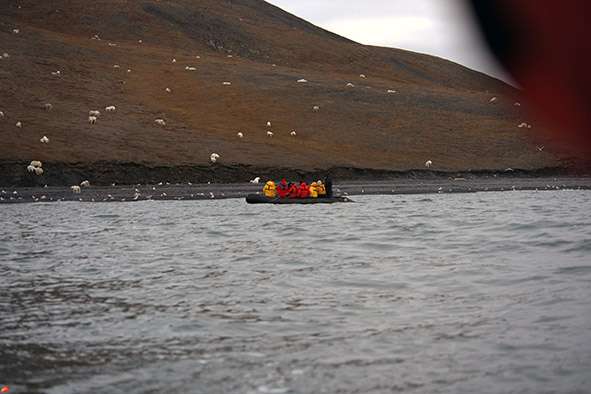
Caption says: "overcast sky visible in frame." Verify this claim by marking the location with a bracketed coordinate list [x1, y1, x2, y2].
[264, 0, 515, 85]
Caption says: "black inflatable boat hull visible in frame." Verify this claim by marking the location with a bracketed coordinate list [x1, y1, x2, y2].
[246, 194, 352, 204]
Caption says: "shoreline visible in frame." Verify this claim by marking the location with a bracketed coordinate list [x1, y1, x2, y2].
[2, 161, 590, 189]
[1, 176, 590, 204]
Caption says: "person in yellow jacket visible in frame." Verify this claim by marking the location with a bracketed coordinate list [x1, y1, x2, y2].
[263, 180, 276, 196]
[316, 180, 327, 198]
[309, 182, 318, 198]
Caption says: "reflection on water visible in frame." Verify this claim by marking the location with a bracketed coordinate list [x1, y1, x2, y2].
[1, 191, 590, 393]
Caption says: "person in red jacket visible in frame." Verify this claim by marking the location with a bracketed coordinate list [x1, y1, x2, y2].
[286, 182, 298, 198]
[296, 181, 310, 198]
[276, 179, 288, 197]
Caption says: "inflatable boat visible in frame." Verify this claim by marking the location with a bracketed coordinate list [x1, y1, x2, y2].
[246, 194, 352, 204]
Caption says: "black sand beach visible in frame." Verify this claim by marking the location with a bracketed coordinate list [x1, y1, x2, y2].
[1, 176, 590, 204]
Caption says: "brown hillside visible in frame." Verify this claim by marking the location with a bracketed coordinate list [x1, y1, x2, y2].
[0, 0, 583, 186]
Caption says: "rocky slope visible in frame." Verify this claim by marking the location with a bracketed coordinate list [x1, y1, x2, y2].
[0, 0, 584, 186]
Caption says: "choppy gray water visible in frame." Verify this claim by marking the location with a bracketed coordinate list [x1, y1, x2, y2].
[1, 191, 590, 393]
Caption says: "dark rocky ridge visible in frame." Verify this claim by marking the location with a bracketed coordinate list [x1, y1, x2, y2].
[1, 0, 588, 187]
[0, 161, 580, 188]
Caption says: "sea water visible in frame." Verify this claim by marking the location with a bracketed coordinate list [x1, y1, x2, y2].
[1, 190, 590, 393]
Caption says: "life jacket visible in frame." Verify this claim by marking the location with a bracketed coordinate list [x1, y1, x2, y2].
[276, 179, 288, 197]
[309, 182, 318, 198]
[317, 183, 326, 196]
[263, 181, 276, 196]
[297, 182, 310, 198]
[287, 184, 298, 198]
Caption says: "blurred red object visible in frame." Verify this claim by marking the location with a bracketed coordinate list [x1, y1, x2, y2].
[467, 0, 591, 153]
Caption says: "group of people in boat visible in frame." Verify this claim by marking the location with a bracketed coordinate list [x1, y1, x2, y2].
[262, 176, 333, 199]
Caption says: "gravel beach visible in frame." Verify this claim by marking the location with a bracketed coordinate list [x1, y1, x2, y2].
[1, 176, 590, 204]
